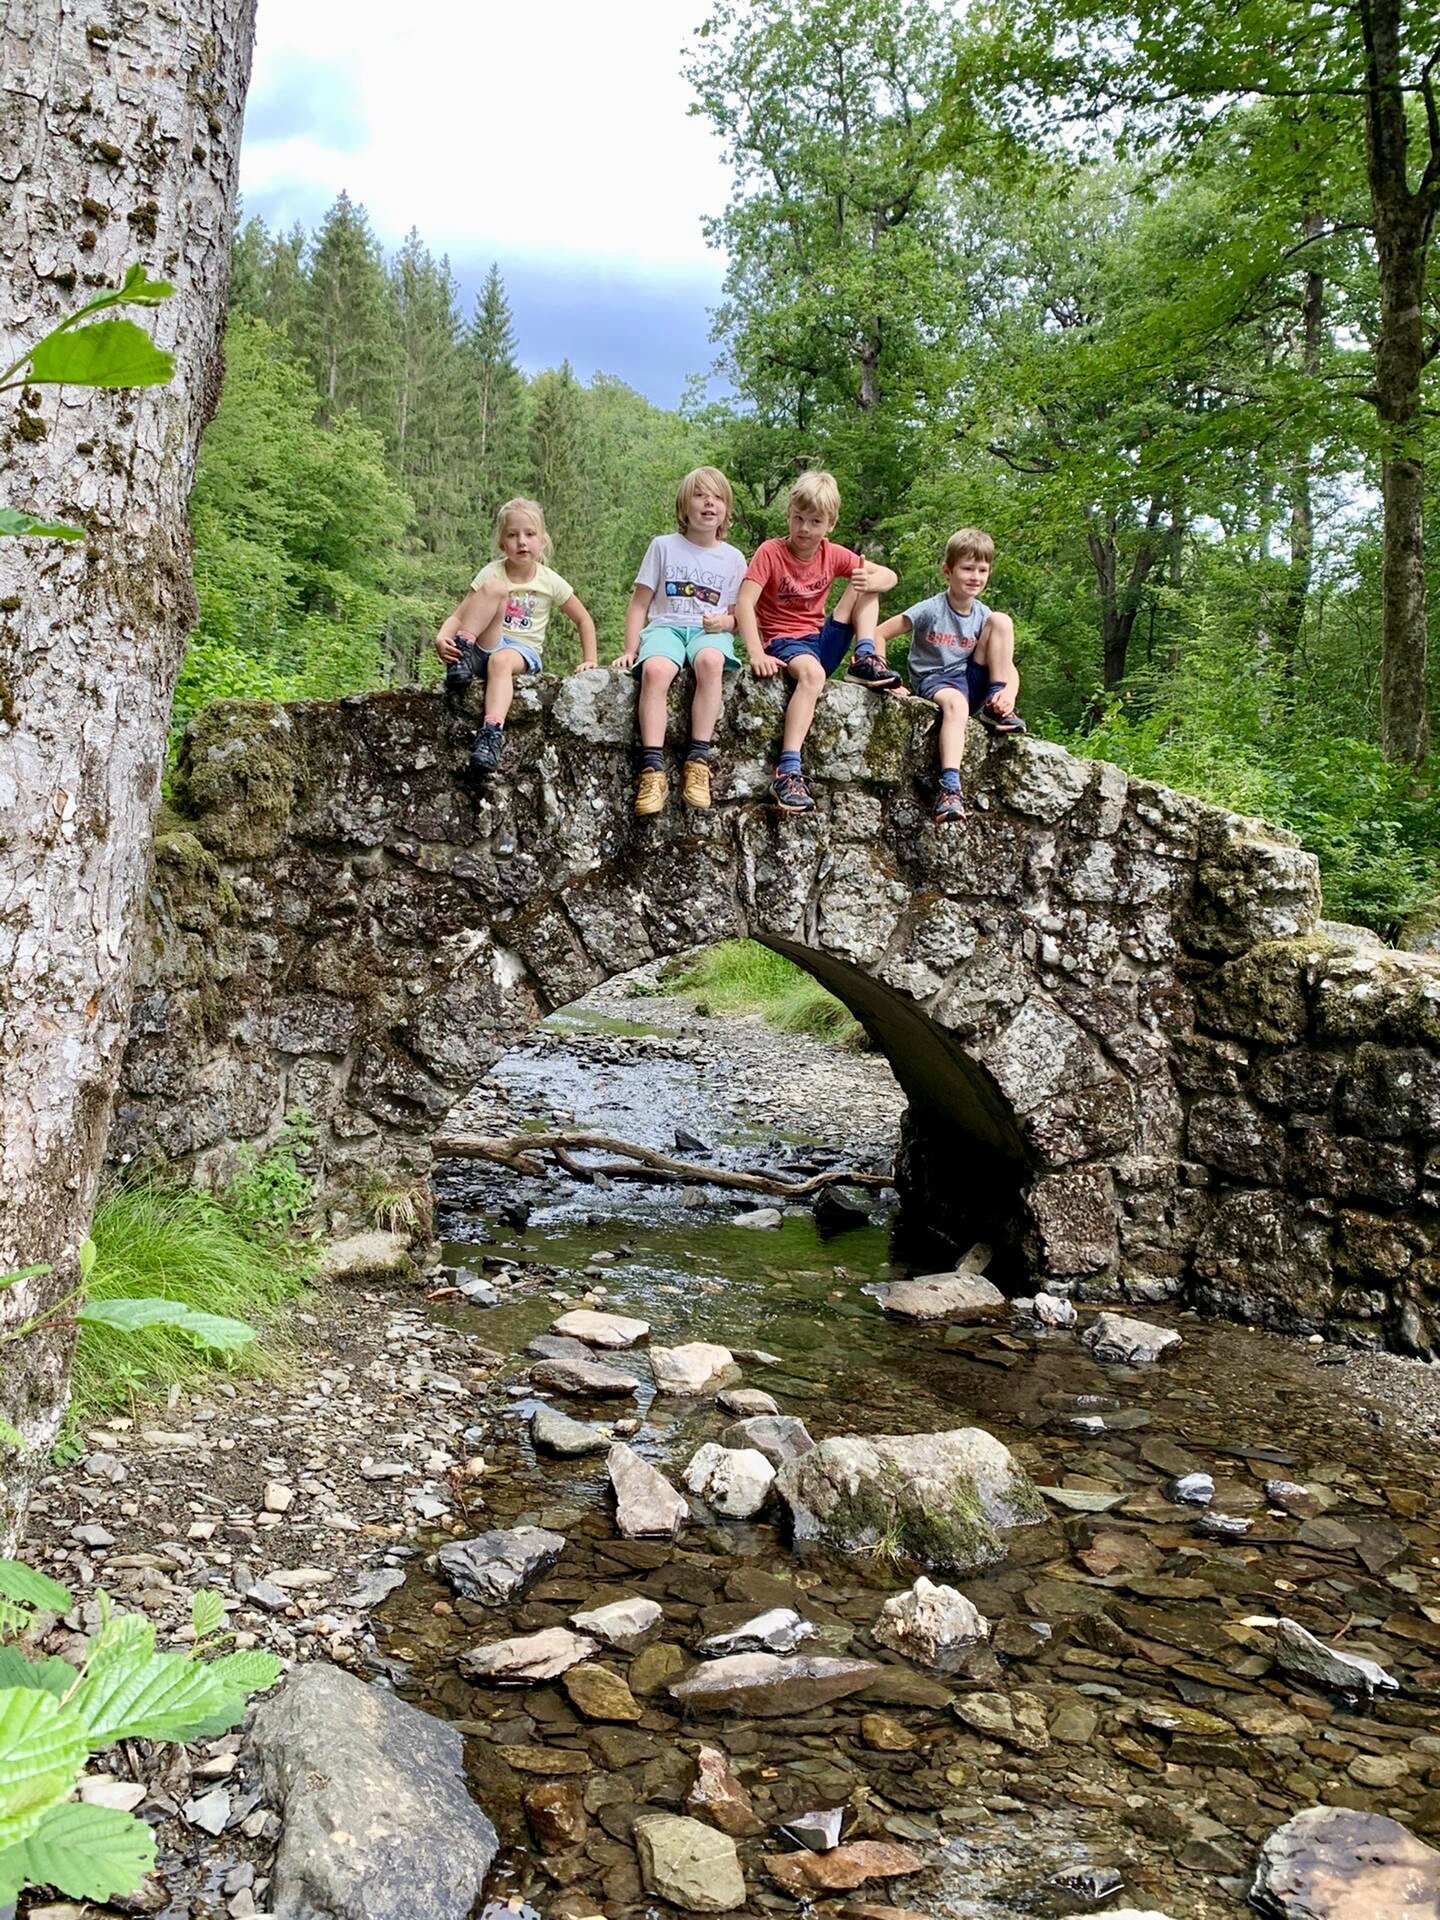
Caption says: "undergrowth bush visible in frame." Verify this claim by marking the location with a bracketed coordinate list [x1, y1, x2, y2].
[671, 941, 866, 1049]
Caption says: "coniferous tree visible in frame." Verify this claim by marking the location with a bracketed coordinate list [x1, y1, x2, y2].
[299, 192, 398, 433]
[462, 263, 529, 531]
[390, 229, 466, 553]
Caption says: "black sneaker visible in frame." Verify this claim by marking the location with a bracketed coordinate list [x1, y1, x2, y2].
[469, 724, 505, 776]
[445, 638, 478, 703]
[770, 769, 815, 813]
[979, 697, 1027, 735]
[933, 786, 968, 824]
[846, 651, 902, 692]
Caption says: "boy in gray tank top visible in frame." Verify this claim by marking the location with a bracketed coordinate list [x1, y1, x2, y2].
[874, 527, 1026, 823]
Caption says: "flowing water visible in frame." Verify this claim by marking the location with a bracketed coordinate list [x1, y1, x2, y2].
[379, 997, 1440, 1920]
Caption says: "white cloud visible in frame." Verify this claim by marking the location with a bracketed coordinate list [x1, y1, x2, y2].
[241, 0, 733, 269]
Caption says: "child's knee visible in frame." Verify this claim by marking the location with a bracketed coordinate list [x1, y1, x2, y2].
[790, 654, 825, 687]
[693, 648, 724, 683]
[640, 656, 675, 686]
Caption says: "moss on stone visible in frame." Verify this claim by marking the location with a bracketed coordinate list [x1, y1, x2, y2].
[823, 1465, 1004, 1573]
[175, 700, 299, 858]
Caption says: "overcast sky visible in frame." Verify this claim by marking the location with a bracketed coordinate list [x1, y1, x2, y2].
[239, 0, 733, 407]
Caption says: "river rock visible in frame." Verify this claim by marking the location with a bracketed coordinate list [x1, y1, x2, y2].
[717, 1386, 779, 1416]
[569, 1595, 663, 1649]
[525, 1778, 588, 1851]
[765, 1841, 923, 1894]
[563, 1661, 643, 1722]
[608, 1442, 690, 1537]
[952, 1688, 1052, 1753]
[1081, 1311, 1182, 1364]
[877, 1271, 1006, 1322]
[551, 1308, 650, 1349]
[688, 1746, 766, 1838]
[776, 1428, 1044, 1572]
[683, 1442, 776, 1518]
[531, 1355, 639, 1397]
[1273, 1616, 1399, 1694]
[1032, 1291, 1078, 1327]
[785, 1807, 845, 1851]
[1060, 1913, 1178, 1920]
[436, 1526, 565, 1604]
[531, 1404, 611, 1456]
[721, 1413, 815, 1464]
[630, 1640, 689, 1694]
[733, 1207, 783, 1230]
[634, 1812, 747, 1912]
[528, 1333, 595, 1362]
[649, 1341, 739, 1395]
[670, 1651, 880, 1716]
[699, 1608, 817, 1656]
[249, 1664, 497, 1920]
[459, 1627, 599, 1682]
[1170, 1472, 1215, 1506]
[814, 1184, 872, 1235]
[873, 1576, 989, 1669]
[1251, 1806, 1440, 1918]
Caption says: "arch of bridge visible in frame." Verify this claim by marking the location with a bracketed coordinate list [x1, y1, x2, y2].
[114, 671, 1440, 1344]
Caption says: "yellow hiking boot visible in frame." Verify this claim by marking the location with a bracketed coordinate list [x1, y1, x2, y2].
[635, 767, 668, 816]
[680, 758, 712, 809]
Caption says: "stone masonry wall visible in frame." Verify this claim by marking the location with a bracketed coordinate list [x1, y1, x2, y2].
[112, 671, 1440, 1349]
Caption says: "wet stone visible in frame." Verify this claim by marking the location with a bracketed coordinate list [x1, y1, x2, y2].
[551, 1308, 650, 1348]
[568, 1595, 662, 1649]
[608, 1443, 689, 1538]
[683, 1442, 776, 1519]
[717, 1386, 780, 1417]
[670, 1651, 881, 1716]
[532, 1405, 611, 1456]
[877, 1272, 1006, 1323]
[1252, 1806, 1440, 1918]
[687, 1745, 766, 1838]
[1081, 1312, 1182, 1365]
[633, 1812, 747, 1912]
[721, 1414, 815, 1464]
[629, 1641, 689, 1696]
[437, 1526, 566, 1605]
[1273, 1616, 1399, 1695]
[951, 1689, 1052, 1753]
[460, 1627, 599, 1683]
[562, 1662, 643, 1722]
[872, 1576, 989, 1671]
[525, 1779, 588, 1851]
[860, 1713, 917, 1752]
[531, 1356, 639, 1397]
[765, 1841, 924, 1894]
[649, 1341, 739, 1396]
[698, 1607, 817, 1657]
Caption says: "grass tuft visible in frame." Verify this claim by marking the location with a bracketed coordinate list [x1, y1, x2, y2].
[670, 940, 866, 1049]
[69, 1181, 314, 1432]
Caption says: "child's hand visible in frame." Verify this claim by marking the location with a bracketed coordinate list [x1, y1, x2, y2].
[748, 646, 779, 679]
[435, 632, 461, 664]
[850, 559, 878, 593]
[701, 610, 730, 635]
[612, 649, 637, 669]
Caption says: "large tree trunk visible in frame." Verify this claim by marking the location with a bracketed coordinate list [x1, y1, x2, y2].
[1360, 0, 1436, 768]
[0, 0, 256, 1547]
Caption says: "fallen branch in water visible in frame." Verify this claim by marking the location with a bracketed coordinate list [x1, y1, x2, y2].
[431, 1129, 894, 1196]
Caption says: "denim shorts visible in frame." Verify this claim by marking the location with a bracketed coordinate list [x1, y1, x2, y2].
[467, 638, 542, 676]
[912, 658, 1000, 708]
[764, 616, 854, 674]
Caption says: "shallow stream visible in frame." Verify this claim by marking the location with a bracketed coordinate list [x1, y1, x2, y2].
[382, 994, 1440, 1920]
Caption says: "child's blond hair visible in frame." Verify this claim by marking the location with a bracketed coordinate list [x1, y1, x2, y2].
[945, 527, 995, 567]
[788, 469, 841, 525]
[492, 496, 552, 559]
[676, 466, 734, 538]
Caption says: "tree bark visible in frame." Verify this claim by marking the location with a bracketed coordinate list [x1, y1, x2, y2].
[1275, 211, 1325, 667]
[0, 0, 257, 1547]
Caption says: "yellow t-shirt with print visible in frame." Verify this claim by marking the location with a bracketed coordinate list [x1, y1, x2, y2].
[470, 559, 574, 657]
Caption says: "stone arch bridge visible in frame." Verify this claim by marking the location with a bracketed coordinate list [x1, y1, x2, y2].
[115, 672, 1440, 1350]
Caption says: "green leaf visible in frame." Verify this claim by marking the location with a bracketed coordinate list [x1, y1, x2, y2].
[2, 1797, 155, 1901]
[67, 1652, 234, 1746]
[28, 318, 174, 390]
[0, 510, 84, 541]
[0, 1265, 52, 1293]
[191, 1589, 225, 1640]
[76, 1297, 255, 1354]
[0, 1562, 71, 1614]
[77, 1237, 96, 1280]
[0, 1414, 22, 1453]
[0, 1651, 79, 1699]
[205, 1648, 281, 1694]
[0, 1687, 89, 1851]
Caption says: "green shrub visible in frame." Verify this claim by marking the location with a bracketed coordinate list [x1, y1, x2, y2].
[224, 1108, 318, 1241]
[671, 941, 866, 1048]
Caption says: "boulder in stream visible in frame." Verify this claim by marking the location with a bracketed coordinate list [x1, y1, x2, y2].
[569, 1594, 663, 1648]
[877, 1272, 1006, 1322]
[531, 1404, 611, 1456]
[551, 1307, 650, 1348]
[721, 1413, 814, 1464]
[249, 1664, 497, 1920]
[683, 1442, 776, 1518]
[1251, 1806, 1440, 1918]
[670, 1650, 880, 1716]
[649, 1340, 739, 1395]
[1081, 1311, 1182, 1364]
[775, 1428, 1044, 1573]
[873, 1575, 989, 1669]
[436, 1525, 565, 1604]
[609, 1441, 690, 1537]
[531, 1354, 640, 1397]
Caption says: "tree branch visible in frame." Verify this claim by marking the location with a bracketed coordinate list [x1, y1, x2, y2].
[432, 1129, 895, 1197]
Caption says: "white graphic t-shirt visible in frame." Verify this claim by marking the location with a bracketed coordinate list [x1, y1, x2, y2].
[469, 559, 574, 656]
[635, 534, 747, 628]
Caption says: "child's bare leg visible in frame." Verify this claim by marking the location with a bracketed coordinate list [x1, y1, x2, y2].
[977, 612, 1019, 712]
[638, 656, 680, 749]
[455, 578, 508, 644]
[481, 647, 526, 726]
[688, 647, 726, 744]
[780, 652, 826, 755]
[934, 686, 970, 771]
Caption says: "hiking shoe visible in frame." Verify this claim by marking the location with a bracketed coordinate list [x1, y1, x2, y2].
[846, 651, 902, 692]
[933, 786, 968, 824]
[770, 769, 815, 813]
[445, 637, 479, 704]
[980, 697, 1027, 735]
[635, 767, 668, 816]
[681, 758, 712, 809]
[469, 724, 505, 776]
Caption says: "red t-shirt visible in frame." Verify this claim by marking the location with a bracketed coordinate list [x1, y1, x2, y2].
[743, 536, 863, 643]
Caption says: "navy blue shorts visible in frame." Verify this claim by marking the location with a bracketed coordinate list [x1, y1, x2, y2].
[764, 617, 854, 675]
[912, 659, 1001, 708]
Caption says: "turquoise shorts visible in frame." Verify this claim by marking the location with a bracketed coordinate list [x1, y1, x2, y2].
[632, 623, 740, 674]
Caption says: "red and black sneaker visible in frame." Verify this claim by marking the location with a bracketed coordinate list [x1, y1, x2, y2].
[933, 786, 968, 824]
[979, 696, 1027, 734]
[770, 769, 816, 814]
[846, 651, 903, 692]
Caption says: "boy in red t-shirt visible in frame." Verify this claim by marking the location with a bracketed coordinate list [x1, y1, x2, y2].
[734, 470, 900, 813]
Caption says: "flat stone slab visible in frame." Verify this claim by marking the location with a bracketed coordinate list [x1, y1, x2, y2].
[531, 1404, 611, 1456]
[649, 1341, 739, 1396]
[1273, 1616, 1398, 1694]
[717, 1386, 779, 1417]
[877, 1272, 1006, 1322]
[551, 1308, 650, 1349]
[1081, 1311, 1182, 1364]
[569, 1595, 663, 1648]
[765, 1840, 923, 1894]
[436, 1526, 565, 1604]
[721, 1414, 814, 1464]
[609, 1442, 690, 1537]
[1252, 1806, 1440, 1918]
[698, 1607, 815, 1656]
[315, 1231, 414, 1282]
[249, 1664, 497, 1920]
[531, 1355, 639, 1397]
[670, 1651, 880, 1716]
[459, 1626, 599, 1683]
[634, 1812, 747, 1912]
